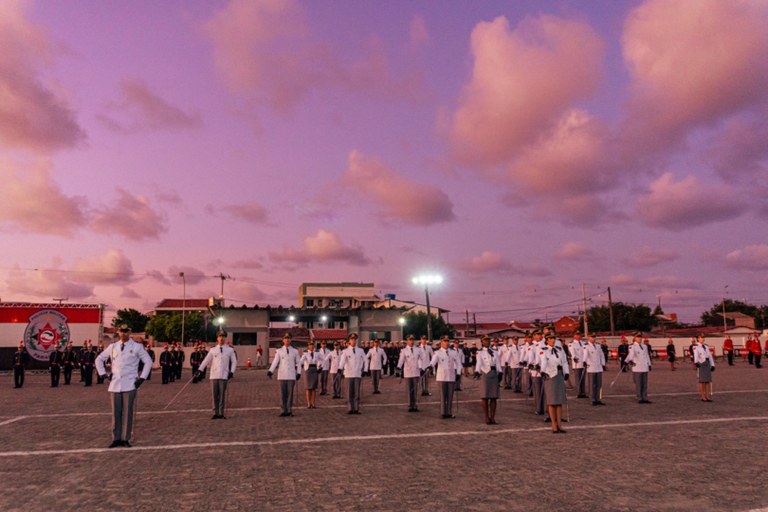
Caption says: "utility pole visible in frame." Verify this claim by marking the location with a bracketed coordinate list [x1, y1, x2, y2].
[607, 286, 615, 336]
[582, 283, 589, 337]
[180, 272, 186, 346]
[53, 297, 68, 305]
[722, 285, 729, 334]
[465, 310, 470, 337]
[216, 273, 233, 306]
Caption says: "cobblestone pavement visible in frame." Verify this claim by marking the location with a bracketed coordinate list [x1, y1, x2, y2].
[1, 361, 767, 512]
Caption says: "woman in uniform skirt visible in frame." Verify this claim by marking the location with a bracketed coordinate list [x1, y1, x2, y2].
[693, 334, 715, 402]
[474, 336, 502, 424]
[540, 333, 570, 433]
[666, 338, 676, 371]
[300, 341, 320, 408]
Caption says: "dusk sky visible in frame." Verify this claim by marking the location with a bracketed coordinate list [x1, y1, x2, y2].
[1, 0, 767, 324]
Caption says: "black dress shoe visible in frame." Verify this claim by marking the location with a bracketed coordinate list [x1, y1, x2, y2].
[122, 441, 132, 447]
[220, 415, 226, 419]
[545, 417, 552, 423]
[596, 401, 606, 406]
[373, 391, 381, 394]
[212, 415, 218, 419]
[347, 410, 355, 415]
[354, 410, 361, 415]
[109, 441, 121, 448]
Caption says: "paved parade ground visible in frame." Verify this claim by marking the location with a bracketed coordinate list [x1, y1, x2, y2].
[0, 362, 766, 512]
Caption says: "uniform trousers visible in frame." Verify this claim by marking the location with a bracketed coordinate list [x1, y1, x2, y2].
[63, 365, 73, 384]
[513, 367, 522, 392]
[371, 370, 382, 392]
[50, 366, 60, 387]
[420, 371, 430, 395]
[332, 372, 343, 398]
[212, 379, 228, 416]
[573, 368, 586, 396]
[111, 389, 137, 442]
[347, 377, 361, 412]
[14, 366, 24, 388]
[320, 370, 329, 394]
[503, 365, 513, 387]
[279, 380, 295, 415]
[532, 376, 544, 415]
[439, 381, 455, 417]
[406, 377, 418, 409]
[633, 372, 649, 401]
[587, 372, 602, 402]
[83, 365, 93, 386]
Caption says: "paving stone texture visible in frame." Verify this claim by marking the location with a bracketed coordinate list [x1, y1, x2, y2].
[0, 359, 766, 511]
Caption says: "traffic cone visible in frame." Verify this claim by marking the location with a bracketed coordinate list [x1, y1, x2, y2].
[246, 356, 252, 369]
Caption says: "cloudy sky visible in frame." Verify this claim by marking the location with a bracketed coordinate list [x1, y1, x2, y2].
[1, 0, 767, 324]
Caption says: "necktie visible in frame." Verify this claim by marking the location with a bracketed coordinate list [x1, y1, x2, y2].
[121, 343, 125, 351]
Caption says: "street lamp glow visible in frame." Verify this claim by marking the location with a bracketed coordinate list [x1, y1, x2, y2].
[215, 316, 225, 326]
[288, 315, 296, 322]
[412, 274, 443, 286]
[398, 317, 406, 325]
[320, 315, 328, 322]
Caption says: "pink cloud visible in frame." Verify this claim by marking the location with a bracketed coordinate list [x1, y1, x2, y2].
[202, 0, 423, 113]
[269, 229, 371, 267]
[636, 173, 746, 230]
[726, 245, 768, 271]
[556, 242, 592, 261]
[0, 1, 85, 151]
[458, 250, 550, 276]
[409, 15, 430, 50]
[120, 287, 141, 299]
[0, 159, 87, 235]
[220, 201, 270, 225]
[620, 246, 679, 268]
[99, 79, 201, 133]
[91, 188, 167, 240]
[168, 266, 208, 285]
[622, 0, 768, 150]
[5, 266, 93, 300]
[342, 150, 454, 225]
[709, 114, 768, 181]
[450, 14, 604, 168]
[146, 269, 171, 286]
[71, 248, 135, 285]
[232, 258, 264, 270]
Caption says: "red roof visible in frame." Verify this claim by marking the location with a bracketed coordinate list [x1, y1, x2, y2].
[155, 299, 214, 310]
[310, 329, 348, 340]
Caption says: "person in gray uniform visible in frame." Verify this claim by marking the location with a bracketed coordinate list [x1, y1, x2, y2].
[95, 325, 152, 447]
[540, 333, 569, 433]
[474, 336, 502, 424]
[267, 333, 302, 417]
[194, 331, 237, 419]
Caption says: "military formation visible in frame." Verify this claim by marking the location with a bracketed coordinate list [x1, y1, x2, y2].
[7, 324, 763, 446]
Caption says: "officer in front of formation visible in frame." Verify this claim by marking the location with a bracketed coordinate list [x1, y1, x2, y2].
[475, 335, 502, 424]
[429, 336, 460, 419]
[49, 344, 63, 387]
[13, 342, 30, 389]
[397, 335, 426, 412]
[366, 339, 387, 394]
[625, 332, 652, 404]
[194, 331, 237, 419]
[95, 324, 152, 448]
[338, 333, 368, 415]
[583, 333, 606, 406]
[63, 343, 77, 385]
[267, 333, 302, 417]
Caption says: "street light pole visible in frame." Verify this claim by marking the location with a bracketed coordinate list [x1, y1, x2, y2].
[180, 272, 186, 346]
[412, 274, 443, 346]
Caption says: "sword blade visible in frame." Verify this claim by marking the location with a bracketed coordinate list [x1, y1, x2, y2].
[163, 376, 195, 410]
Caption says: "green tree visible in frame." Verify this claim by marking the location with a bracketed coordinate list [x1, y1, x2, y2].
[145, 311, 206, 343]
[587, 302, 655, 332]
[112, 308, 150, 332]
[402, 311, 455, 339]
[700, 299, 766, 329]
